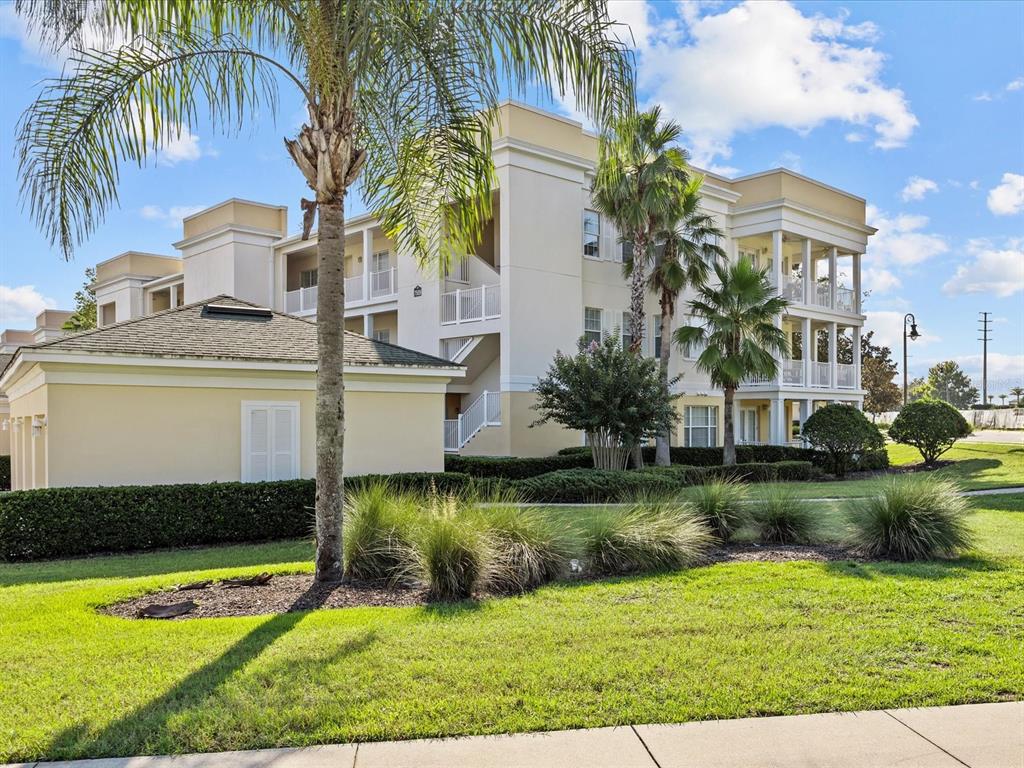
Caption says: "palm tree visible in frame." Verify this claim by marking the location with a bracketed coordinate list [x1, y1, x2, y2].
[15, 0, 632, 583]
[674, 257, 789, 465]
[593, 106, 688, 353]
[1010, 386, 1023, 407]
[649, 175, 724, 466]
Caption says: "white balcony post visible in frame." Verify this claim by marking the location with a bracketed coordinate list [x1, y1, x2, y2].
[771, 230, 784, 291]
[802, 316, 811, 387]
[364, 313, 374, 338]
[801, 239, 812, 304]
[828, 321, 838, 388]
[828, 247, 838, 309]
[853, 324, 862, 390]
[362, 228, 372, 302]
[852, 253, 862, 314]
[798, 399, 811, 443]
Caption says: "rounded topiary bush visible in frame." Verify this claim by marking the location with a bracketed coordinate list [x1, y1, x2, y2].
[889, 398, 971, 466]
[750, 486, 816, 544]
[690, 478, 749, 541]
[801, 404, 885, 477]
[847, 477, 972, 560]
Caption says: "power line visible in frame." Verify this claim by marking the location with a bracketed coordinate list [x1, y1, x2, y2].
[978, 311, 992, 406]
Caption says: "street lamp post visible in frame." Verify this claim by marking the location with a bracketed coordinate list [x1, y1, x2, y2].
[903, 313, 921, 406]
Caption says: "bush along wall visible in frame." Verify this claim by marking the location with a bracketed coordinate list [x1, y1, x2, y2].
[0, 455, 10, 491]
[444, 452, 593, 479]
[0, 472, 473, 561]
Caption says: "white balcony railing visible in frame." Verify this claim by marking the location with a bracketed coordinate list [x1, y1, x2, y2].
[445, 258, 470, 283]
[809, 281, 831, 308]
[836, 287, 856, 313]
[742, 372, 774, 386]
[284, 285, 318, 314]
[782, 359, 804, 385]
[837, 363, 857, 388]
[782, 276, 803, 301]
[441, 283, 501, 325]
[443, 390, 501, 451]
[346, 274, 364, 303]
[370, 267, 398, 299]
[812, 361, 831, 387]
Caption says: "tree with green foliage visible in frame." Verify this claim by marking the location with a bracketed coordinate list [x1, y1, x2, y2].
[593, 106, 689, 353]
[1011, 386, 1023, 407]
[889, 398, 972, 466]
[801, 403, 884, 477]
[532, 335, 679, 471]
[648, 175, 724, 466]
[926, 361, 979, 409]
[908, 376, 934, 403]
[14, 0, 632, 582]
[62, 267, 97, 332]
[674, 257, 788, 466]
[859, 331, 901, 419]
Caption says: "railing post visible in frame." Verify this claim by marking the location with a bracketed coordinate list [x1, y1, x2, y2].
[457, 413, 464, 448]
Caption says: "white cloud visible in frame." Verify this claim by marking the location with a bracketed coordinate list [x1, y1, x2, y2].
[955, 353, 1024, 386]
[0, 3, 126, 69]
[844, 131, 866, 143]
[865, 204, 948, 267]
[900, 176, 938, 202]
[972, 92, 994, 102]
[986, 172, 1024, 216]
[774, 150, 802, 172]
[942, 238, 1024, 298]
[862, 267, 902, 294]
[969, 180, 981, 191]
[863, 310, 940, 351]
[0, 285, 58, 328]
[1008, 77, 1024, 92]
[140, 204, 207, 227]
[607, 1, 917, 167]
[972, 77, 1024, 102]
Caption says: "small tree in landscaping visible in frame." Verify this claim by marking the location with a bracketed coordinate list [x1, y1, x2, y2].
[532, 335, 679, 470]
[889, 398, 972, 466]
[801, 404, 884, 477]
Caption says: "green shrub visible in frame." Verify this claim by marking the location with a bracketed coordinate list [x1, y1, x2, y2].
[416, 508, 489, 601]
[477, 505, 573, 594]
[637, 465, 709, 485]
[690, 478, 749, 540]
[514, 469, 678, 503]
[771, 460, 816, 481]
[731, 462, 779, 482]
[342, 482, 418, 583]
[853, 449, 889, 472]
[846, 477, 972, 560]
[889, 398, 972, 466]
[801, 404, 886, 477]
[444, 453, 591, 480]
[0, 472, 472, 561]
[580, 501, 713, 575]
[750, 486, 816, 544]
[556, 446, 592, 456]
[0, 455, 10, 491]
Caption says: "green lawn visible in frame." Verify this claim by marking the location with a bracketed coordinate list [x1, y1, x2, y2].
[2, 492, 1022, 762]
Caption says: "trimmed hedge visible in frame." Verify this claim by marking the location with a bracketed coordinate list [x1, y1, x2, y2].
[0, 472, 473, 561]
[515, 469, 678, 504]
[444, 452, 592, 479]
[561, 444, 885, 473]
[0, 455, 10, 491]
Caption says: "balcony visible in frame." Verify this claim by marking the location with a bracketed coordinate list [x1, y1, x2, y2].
[285, 285, 318, 314]
[779, 276, 857, 314]
[837, 363, 856, 389]
[441, 283, 501, 325]
[782, 359, 804, 386]
[741, 359, 859, 391]
[284, 267, 398, 315]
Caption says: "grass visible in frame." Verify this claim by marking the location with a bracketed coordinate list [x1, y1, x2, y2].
[1, 490, 1022, 762]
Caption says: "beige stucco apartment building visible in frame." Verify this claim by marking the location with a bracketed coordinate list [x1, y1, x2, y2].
[2, 102, 875, 487]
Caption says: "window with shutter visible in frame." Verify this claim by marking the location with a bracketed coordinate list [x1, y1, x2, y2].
[242, 402, 300, 482]
[582, 209, 601, 259]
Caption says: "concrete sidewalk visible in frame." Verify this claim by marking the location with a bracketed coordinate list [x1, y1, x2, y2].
[10, 701, 1021, 768]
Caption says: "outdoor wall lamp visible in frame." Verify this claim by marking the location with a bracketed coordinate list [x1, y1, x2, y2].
[903, 313, 920, 406]
[31, 416, 46, 437]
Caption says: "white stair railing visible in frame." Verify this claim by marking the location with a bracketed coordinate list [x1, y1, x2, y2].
[439, 336, 473, 361]
[443, 390, 502, 451]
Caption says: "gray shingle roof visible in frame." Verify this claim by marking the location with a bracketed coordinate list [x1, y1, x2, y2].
[19, 296, 460, 370]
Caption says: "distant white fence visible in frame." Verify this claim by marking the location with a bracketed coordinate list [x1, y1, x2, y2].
[876, 408, 1024, 430]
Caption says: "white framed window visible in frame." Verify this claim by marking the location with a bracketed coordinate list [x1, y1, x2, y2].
[241, 401, 300, 482]
[651, 314, 662, 358]
[584, 307, 603, 345]
[372, 250, 390, 272]
[373, 329, 391, 344]
[583, 209, 601, 259]
[739, 408, 759, 444]
[300, 268, 318, 288]
[684, 405, 718, 448]
[620, 311, 634, 350]
[617, 238, 631, 264]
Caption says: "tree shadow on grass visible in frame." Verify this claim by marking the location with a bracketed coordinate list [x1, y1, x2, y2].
[823, 554, 1006, 581]
[42, 582, 375, 762]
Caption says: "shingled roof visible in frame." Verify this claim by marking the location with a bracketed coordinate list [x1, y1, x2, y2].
[15, 296, 460, 370]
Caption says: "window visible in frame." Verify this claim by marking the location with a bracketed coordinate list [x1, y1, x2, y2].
[242, 402, 300, 482]
[583, 209, 601, 259]
[584, 307, 603, 345]
[679, 316, 706, 360]
[651, 315, 662, 358]
[300, 268, 318, 288]
[739, 408, 758, 444]
[684, 405, 718, 447]
[373, 329, 391, 344]
[619, 239, 632, 264]
[620, 311, 634, 350]
[372, 250, 390, 273]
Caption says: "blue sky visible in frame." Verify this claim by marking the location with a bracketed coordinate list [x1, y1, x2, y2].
[1, 1, 1022, 393]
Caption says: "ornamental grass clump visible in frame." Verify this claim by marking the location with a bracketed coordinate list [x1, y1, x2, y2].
[581, 499, 713, 575]
[477, 504, 574, 594]
[416, 493, 489, 602]
[690, 478, 749, 541]
[750, 486, 816, 544]
[847, 477, 972, 561]
[342, 482, 418, 584]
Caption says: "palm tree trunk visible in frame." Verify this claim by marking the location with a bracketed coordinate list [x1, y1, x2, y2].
[629, 234, 647, 353]
[655, 297, 673, 466]
[314, 198, 346, 582]
[723, 385, 736, 466]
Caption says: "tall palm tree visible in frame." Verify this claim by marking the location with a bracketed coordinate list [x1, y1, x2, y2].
[674, 257, 788, 465]
[649, 175, 725, 466]
[15, 0, 632, 583]
[1010, 386, 1024, 407]
[593, 105, 688, 353]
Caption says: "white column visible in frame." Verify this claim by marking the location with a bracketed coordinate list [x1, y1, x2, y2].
[771, 230, 784, 290]
[801, 239, 812, 304]
[362, 227, 373, 301]
[802, 316, 811, 387]
[853, 324, 862, 390]
[828, 321, 838, 389]
[732, 398, 741, 444]
[852, 253, 862, 314]
[769, 396, 787, 445]
[828, 247, 838, 309]
[10, 420, 19, 491]
[798, 399, 811, 443]
[363, 312, 374, 338]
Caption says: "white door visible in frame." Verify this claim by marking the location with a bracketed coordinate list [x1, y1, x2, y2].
[242, 402, 300, 482]
[740, 408, 759, 444]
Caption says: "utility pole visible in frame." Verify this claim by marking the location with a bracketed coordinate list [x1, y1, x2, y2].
[978, 312, 992, 407]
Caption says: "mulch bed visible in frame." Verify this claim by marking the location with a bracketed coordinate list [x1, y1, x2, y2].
[103, 543, 864, 621]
